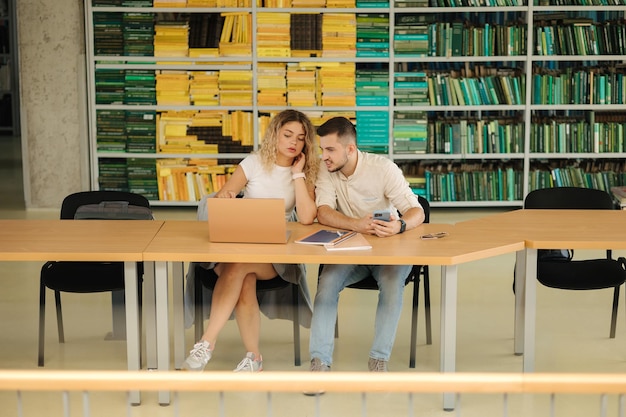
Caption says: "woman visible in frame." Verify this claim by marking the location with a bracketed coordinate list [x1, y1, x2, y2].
[183, 109, 319, 372]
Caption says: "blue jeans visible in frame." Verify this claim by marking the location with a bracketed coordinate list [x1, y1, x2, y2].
[309, 264, 411, 365]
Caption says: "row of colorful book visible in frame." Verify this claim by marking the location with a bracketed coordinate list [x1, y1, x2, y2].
[532, 64, 626, 105]
[529, 161, 626, 193]
[534, 17, 626, 56]
[530, 112, 626, 153]
[427, 70, 526, 106]
[428, 116, 524, 154]
[98, 158, 160, 200]
[424, 163, 523, 202]
[156, 159, 237, 201]
[95, 69, 156, 105]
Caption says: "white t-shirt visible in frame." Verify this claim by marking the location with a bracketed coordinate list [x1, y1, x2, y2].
[240, 153, 296, 220]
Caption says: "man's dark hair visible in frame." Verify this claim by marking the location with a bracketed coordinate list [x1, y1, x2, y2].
[317, 117, 357, 143]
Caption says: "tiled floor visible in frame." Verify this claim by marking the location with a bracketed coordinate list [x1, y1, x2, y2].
[1, 134, 626, 416]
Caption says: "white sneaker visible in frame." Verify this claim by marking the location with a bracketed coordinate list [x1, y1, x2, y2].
[233, 352, 263, 372]
[182, 340, 213, 371]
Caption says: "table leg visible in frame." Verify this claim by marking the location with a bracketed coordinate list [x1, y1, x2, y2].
[155, 261, 170, 405]
[107, 290, 126, 340]
[523, 248, 537, 372]
[440, 264, 457, 411]
[172, 261, 186, 370]
[123, 261, 141, 405]
[514, 249, 526, 355]
[143, 261, 157, 370]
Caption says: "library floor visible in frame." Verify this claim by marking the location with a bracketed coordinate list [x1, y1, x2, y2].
[2, 135, 626, 417]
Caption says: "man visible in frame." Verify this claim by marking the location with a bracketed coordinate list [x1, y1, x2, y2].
[310, 116, 425, 372]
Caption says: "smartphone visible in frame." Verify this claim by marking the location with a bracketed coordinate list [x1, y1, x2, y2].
[372, 210, 391, 222]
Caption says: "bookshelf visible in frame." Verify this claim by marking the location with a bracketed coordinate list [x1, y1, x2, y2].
[0, 0, 20, 136]
[84, 0, 626, 207]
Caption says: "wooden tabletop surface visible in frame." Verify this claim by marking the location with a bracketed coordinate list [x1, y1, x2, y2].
[0, 219, 164, 261]
[143, 220, 524, 265]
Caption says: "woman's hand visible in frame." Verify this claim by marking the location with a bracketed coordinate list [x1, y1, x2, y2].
[291, 152, 306, 175]
[215, 189, 238, 198]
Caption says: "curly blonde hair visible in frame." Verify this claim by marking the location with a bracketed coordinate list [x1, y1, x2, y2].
[258, 110, 319, 187]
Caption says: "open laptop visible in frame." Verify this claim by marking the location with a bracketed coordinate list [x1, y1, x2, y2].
[206, 198, 290, 244]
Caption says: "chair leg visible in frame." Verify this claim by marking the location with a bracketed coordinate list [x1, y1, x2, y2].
[610, 285, 620, 338]
[291, 284, 301, 366]
[194, 271, 204, 343]
[409, 271, 419, 369]
[38, 280, 46, 367]
[54, 290, 65, 343]
[423, 266, 432, 345]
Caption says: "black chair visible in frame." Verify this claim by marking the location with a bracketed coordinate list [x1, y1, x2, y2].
[319, 196, 432, 368]
[193, 263, 302, 366]
[38, 191, 152, 366]
[523, 187, 626, 338]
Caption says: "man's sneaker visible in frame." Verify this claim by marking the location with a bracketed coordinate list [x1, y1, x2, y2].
[234, 352, 263, 372]
[182, 340, 213, 371]
[368, 357, 388, 372]
[310, 357, 331, 372]
[304, 358, 330, 396]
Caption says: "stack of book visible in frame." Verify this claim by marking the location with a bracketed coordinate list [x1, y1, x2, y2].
[356, 67, 389, 106]
[393, 111, 428, 154]
[126, 110, 157, 153]
[394, 0, 427, 6]
[122, 12, 154, 57]
[287, 63, 318, 107]
[93, 12, 124, 56]
[187, 0, 218, 6]
[95, 69, 125, 104]
[96, 110, 127, 152]
[356, 0, 389, 6]
[225, 110, 254, 147]
[290, 14, 322, 57]
[153, 0, 187, 6]
[257, 63, 287, 106]
[394, 14, 429, 56]
[157, 159, 237, 201]
[326, 0, 356, 6]
[99, 158, 129, 192]
[356, 111, 388, 153]
[158, 111, 198, 154]
[291, 0, 325, 7]
[218, 70, 253, 106]
[189, 71, 219, 105]
[394, 71, 428, 105]
[188, 13, 224, 55]
[319, 62, 356, 106]
[322, 13, 356, 58]
[156, 70, 190, 105]
[154, 20, 189, 57]
[128, 158, 159, 200]
[184, 111, 254, 152]
[356, 14, 389, 57]
[257, 12, 291, 57]
[124, 70, 156, 105]
[219, 12, 252, 57]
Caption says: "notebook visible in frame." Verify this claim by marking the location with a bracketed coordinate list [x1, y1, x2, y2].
[206, 198, 290, 244]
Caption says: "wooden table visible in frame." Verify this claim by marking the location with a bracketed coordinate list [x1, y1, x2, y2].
[457, 209, 626, 373]
[0, 219, 164, 405]
[143, 220, 524, 409]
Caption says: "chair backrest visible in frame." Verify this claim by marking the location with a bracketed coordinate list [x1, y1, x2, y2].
[524, 187, 614, 210]
[59, 191, 151, 220]
[417, 195, 430, 224]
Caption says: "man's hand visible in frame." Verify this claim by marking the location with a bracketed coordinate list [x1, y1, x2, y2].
[369, 213, 399, 237]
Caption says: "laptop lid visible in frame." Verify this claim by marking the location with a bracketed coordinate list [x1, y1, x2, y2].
[206, 198, 290, 244]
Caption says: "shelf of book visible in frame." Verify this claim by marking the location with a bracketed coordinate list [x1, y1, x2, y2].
[84, 0, 626, 206]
